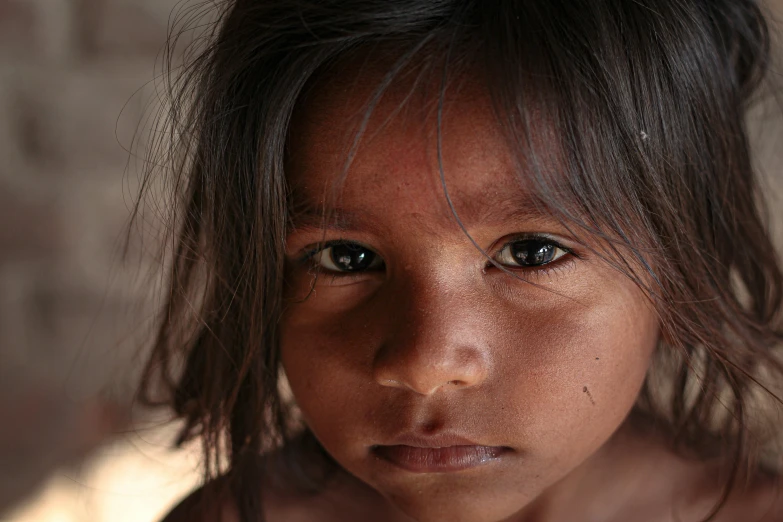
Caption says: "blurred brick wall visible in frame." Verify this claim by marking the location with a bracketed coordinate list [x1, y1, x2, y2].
[0, 0, 179, 395]
[0, 0, 183, 515]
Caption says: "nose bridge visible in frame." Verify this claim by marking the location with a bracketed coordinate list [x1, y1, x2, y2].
[372, 271, 490, 395]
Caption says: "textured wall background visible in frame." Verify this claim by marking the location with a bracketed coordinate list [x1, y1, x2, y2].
[0, 0, 178, 393]
[0, 1, 199, 520]
[0, 1, 781, 522]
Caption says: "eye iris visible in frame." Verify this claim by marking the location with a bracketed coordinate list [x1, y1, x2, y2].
[511, 240, 555, 266]
[330, 244, 375, 271]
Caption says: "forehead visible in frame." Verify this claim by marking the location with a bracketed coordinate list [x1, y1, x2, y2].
[286, 60, 550, 231]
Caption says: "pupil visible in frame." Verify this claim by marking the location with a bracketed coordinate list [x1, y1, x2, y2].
[331, 244, 375, 271]
[511, 240, 555, 266]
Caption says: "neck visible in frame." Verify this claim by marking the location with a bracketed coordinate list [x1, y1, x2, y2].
[510, 415, 718, 522]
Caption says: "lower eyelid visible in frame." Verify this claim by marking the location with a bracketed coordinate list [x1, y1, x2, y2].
[304, 258, 385, 280]
[488, 251, 577, 278]
[311, 271, 383, 288]
[519, 255, 577, 278]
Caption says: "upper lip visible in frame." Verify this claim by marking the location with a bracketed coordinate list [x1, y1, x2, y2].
[377, 432, 498, 449]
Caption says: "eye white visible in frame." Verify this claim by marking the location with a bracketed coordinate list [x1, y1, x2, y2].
[313, 247, 343, 271]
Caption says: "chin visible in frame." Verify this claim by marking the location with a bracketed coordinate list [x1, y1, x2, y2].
[381, 485, 529, 522]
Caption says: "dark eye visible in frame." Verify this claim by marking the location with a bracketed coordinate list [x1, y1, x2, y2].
[312, 243, 383, 273]
[494, 238, 567, 268]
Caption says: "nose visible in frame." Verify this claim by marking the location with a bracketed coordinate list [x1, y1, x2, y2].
[372, 284, 490, 396]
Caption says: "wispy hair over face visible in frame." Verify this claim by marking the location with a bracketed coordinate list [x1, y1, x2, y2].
[132, 1, 783, 520]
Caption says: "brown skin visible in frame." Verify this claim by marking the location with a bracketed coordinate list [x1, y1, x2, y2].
[160, 72, 783, 522]
[280, 71, 660, 522]
[161, 431, 783, 522]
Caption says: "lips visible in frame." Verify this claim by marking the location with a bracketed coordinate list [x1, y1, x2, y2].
[371, 433, 510, 473]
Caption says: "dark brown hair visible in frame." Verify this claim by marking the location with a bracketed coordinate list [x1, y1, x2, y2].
[133, 1, 783, 520]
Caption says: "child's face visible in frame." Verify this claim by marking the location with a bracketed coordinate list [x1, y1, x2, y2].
[281, 70, 660, 522]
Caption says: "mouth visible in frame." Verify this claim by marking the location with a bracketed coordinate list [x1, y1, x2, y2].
[371, 433, 511, 473]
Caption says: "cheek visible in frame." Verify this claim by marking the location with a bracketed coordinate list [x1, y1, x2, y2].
[280, 275, 659, 456]
[491, 278, 659, 457]
[279, 292, 382, 448]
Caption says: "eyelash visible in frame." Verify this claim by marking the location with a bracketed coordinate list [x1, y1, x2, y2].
[299, 234, 577, 282]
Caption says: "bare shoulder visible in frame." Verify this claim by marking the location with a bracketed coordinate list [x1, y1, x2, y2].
[261, 467, 394, 522]
[158, 459, 389, 522]
[159, 478, 239, 522]
[735, 477, 782, 521]
[709, 472, 783, 522]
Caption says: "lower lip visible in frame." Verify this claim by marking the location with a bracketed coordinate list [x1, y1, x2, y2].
[372, 445, 508, 473]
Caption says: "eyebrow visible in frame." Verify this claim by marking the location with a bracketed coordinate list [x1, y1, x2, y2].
[287, 191, 560, 233]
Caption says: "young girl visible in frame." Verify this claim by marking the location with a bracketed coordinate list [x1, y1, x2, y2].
[135, 1, 783, 521]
